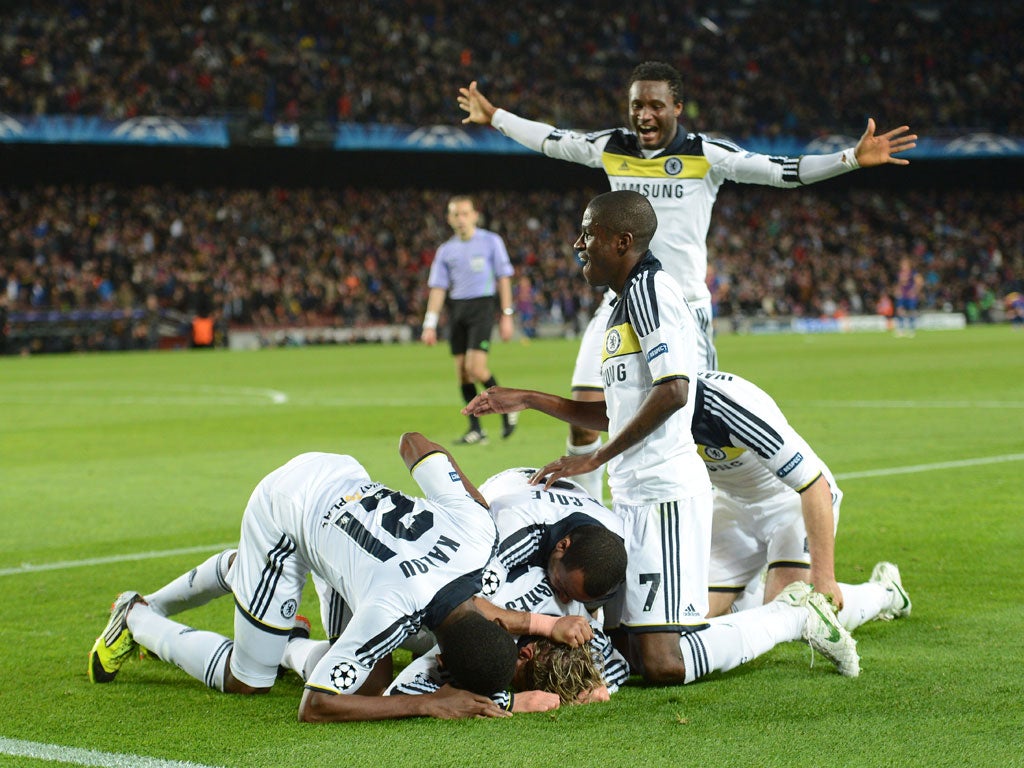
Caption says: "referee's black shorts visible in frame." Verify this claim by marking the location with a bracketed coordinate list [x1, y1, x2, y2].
[448, 296, 497, 355]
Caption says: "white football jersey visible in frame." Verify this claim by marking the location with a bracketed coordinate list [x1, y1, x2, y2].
[255, 452, 497, 696]
[600, 254, 709, 504]
[692, 371, 841, 505]
[492, 110, 823, 305]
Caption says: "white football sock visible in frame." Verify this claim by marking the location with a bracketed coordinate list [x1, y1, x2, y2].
[144, 548, 236, 617]
[566, 437, 604, 502]
[680, 601, 804, 683]
[281, 638, 331, 681]
[837, 581, 890, 631]
[128, 603, 232, 691]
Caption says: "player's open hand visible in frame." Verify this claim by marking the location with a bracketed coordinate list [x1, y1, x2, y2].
[854, 118, 917, 167]
[550, 615, 594, 647]
[458, 80, 497, 125]
[425, 685, 512, 719]
[531, 453, 602, 489]
[462, 386, 528, 417]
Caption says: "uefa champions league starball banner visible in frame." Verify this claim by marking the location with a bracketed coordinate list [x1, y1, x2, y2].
[0, 115, 230, 147]
[1, 113, 1021, 158]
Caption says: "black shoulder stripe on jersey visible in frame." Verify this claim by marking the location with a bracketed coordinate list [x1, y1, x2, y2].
[666, 131, 705, 156]
[782, 157, 801, 184]
[702, 136, 742, 153]
[551, 126, 623, 146]
[497, 523, 547, 571]
[356, 612, 423, 666]
[697, 386, 785, 459]
[602, 129, 643, 156]
[627, 268, 661, 337]
[391, 677, 442, 696]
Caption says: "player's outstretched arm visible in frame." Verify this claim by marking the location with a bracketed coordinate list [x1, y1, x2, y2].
[463, 387, 609, 431]
[533, 380, 686, 489]
[854, 118, 917, 167]
[458, 80, 497, 125]
[399, 432, 487, 507]
[298, 687, 509, 722]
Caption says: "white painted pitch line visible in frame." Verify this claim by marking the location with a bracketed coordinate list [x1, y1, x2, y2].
[0, 737, 224, 768]
[0, 543, 236, 578]
[806, 399, 1024, 409]
[0, 385, 289, 407]
[836, 452, 1024, 480]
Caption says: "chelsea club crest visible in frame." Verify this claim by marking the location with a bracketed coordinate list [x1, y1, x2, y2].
[605, 329, 622, 355]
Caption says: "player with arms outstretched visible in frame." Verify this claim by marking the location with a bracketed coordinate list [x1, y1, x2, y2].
[459, 61, 917, 498]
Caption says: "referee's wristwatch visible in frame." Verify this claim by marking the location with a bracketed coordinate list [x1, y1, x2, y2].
[501, 307, 514, 316]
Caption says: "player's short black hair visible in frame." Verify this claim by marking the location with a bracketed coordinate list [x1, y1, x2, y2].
[587, 190, 658, 252]
[561, 525, 627, 599]
[629, 61, 684, 104]
[438, 613, 517, 696]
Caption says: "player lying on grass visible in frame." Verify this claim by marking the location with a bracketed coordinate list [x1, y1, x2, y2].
[89, 433, 549, 721]
[692, 370, 912, 626]
[322, 467, 631, 710]
[112, 465, 628, 713]
[392, 465, 864, 695]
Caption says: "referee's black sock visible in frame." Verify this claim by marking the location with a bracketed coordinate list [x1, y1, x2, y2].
[461, 383, 480, 432]
[484, 377, 510, 428]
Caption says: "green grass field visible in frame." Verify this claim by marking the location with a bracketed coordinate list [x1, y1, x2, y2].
[2, 327, 1022, 768]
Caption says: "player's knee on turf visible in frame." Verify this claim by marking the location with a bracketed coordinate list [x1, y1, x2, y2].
[635, 633, 687, 685]
[223, 655, 273, 695]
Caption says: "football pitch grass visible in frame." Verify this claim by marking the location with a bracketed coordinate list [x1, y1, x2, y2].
[1, 326, 1021, 768]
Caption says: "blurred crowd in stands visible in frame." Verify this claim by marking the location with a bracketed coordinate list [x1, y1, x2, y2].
[3, 183, 1021, 353]
[2, 0, 1022, 136]
[2, 0, 1023, 353]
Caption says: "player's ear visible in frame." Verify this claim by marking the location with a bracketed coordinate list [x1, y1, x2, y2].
[618, 231, 634, 254]
[553, 536, 571, 556]
[517, 642, 536, 662]
[435, 653, 445, 669]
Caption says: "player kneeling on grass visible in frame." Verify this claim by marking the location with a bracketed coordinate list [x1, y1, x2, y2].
[692, 370, 912, 629]
[89, 433, 527, 721]
[280, 467, 630, 711]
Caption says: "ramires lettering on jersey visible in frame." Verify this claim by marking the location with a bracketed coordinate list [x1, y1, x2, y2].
[398, 534, 461, 578]
[504, 579, 555, 612]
